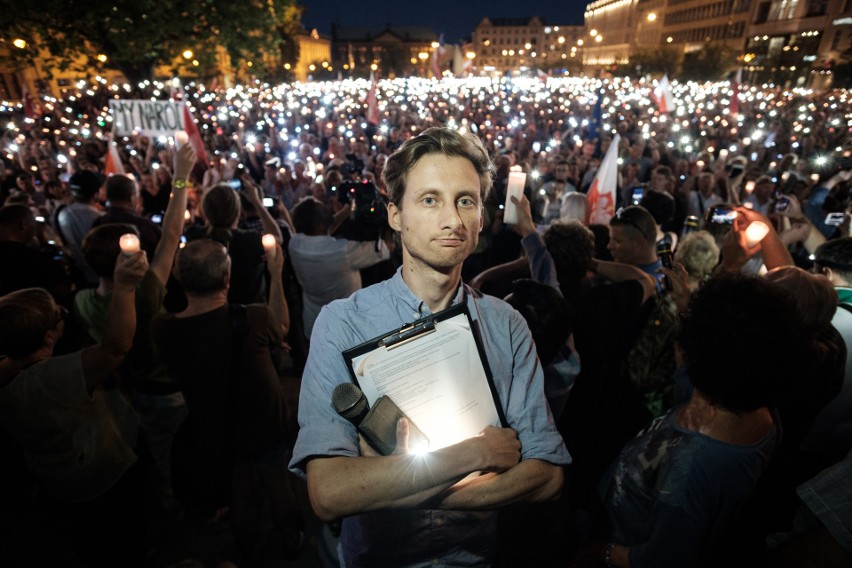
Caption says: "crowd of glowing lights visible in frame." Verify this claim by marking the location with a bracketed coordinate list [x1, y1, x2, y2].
[2, 75, 850, 182]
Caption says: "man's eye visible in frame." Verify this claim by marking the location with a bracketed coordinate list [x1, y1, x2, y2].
[458, 198, 475, 207]
[423, 197, 436, 205]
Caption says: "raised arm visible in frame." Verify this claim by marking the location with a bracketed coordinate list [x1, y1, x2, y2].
[591, 259, 658, 303]
[150, 144, 195, 284]
[81, 250, 148, 392]
[242, 174, 283, 243]
[265, 241, 290, 337]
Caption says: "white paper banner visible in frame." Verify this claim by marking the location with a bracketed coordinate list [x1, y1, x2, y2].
[109, 99, 186, 137]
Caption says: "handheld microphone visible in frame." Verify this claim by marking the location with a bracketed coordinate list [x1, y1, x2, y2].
[332, 382, 369, 427]
[331, 383, 429, 455]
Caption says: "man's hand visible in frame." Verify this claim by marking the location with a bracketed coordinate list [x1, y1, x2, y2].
[509, 194, 536, 238]
[475, 426, 521, 473]
[360, 417, 411, 457]
[113, 251, 148, 291]
[173, 143, 197, 182]
[241, 174, 263, 205]
[266, 240, 285, 274]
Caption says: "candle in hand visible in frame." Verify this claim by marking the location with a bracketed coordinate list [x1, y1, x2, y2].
[119, 233, 140, 256]
[744, 221, 770, 248]
[503, 166, 527, 224]
[262, 233, 277, 258]
[175, 130, 189, 149]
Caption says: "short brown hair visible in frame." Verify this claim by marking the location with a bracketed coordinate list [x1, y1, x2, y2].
[382, 127, 493, 208]
[175, 239, 231, 296]
[0, 288, 55, 358]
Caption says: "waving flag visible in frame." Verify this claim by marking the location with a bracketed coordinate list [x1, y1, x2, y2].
[182, 104, 208, 167]
[730, 68, 742, 116]
[431, 33, 446, 78]
[104, 133, 125, 176]
[365, 72, 379, 125]
[654, 74, 674, 113]
[587, 133, 621, 224]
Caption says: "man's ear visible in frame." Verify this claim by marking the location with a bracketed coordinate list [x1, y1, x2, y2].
[388, 202, 401, 232]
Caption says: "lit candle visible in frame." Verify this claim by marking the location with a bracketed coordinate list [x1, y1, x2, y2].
[262, 233, 277, 258]
[175, 130, 189, 149]
[745, 221, 770, 248]
[184, 209, 191, 222]
[503, 166, 527, 225]
[719, 148, 729, 161]
[119, 233, 140, 256]
[745, 180, 755, 194]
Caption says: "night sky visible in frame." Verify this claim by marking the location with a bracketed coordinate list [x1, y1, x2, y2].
[300, 0, 588, 44]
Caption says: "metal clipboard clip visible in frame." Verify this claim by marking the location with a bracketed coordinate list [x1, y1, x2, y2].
[379, 318, 437, 350]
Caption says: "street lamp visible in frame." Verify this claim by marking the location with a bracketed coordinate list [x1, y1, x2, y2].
[12, 39, 27, 49]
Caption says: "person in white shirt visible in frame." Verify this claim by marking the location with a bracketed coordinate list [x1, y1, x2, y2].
[287, 196, 390, 339]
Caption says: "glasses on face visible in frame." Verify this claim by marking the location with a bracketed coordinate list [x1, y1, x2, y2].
[614, 207, 650, 241]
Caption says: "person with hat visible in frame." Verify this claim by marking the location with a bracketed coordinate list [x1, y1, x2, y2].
[54, 170, 104, 286]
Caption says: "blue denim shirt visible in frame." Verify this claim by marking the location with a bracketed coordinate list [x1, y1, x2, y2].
[289, 268, 570, 567]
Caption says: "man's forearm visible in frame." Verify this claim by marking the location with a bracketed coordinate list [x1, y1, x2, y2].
[306, 435, 500, 522]
[433, 458, 563, 510]
[150, 183, 188, 283]
[268, 270, 290, 336]
[83, 285, 137, 392]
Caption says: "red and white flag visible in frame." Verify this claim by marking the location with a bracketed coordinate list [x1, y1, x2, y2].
[729, 68, 742, 116]
[431, 33, 446, 78]
[654, 74, 674, 113]
[586, 133, 621, 225]
[181, 104, 208, 167]
[21, 84, 37, 119]
[365, 72, 379, 126]
[104, 133, 125, 176]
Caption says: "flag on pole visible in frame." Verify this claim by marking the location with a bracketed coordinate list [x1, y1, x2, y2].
[21, 84, 36, 119]
[729, 68, 742, 116]
[181, 104, 208, 167]
[654, 74, 674, 113]
[365, 72, 379, 126]
[104, 133, 126, 176]
[431, 33, 445, 78]
[589, 86, 605, 152]
[587, 133, 621, 225]
[452, 44, 465, 77]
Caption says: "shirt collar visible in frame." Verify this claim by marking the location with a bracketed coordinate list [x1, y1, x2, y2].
[389, 267, 466, 317]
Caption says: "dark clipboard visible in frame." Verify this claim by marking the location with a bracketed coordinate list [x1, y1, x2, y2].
[342, 303, 508, 436]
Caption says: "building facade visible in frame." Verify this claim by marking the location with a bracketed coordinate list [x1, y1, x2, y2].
[580, 0, 851, 88]
[472, 17, 584, 73]
[331, 25, 439, 78]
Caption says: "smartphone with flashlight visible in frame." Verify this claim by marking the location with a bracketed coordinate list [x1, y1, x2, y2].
[775, 196, 790, 212]
[630, 187, 645, 205]
[708, 205, 738, 225]
[227, 179, 242, 191]
[825, 212, 846, 226]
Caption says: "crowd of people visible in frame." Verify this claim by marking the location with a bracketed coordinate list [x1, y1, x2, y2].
[0, 73, 851, 567]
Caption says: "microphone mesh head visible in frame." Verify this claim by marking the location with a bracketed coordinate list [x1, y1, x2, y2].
[332, 382, 368, 420]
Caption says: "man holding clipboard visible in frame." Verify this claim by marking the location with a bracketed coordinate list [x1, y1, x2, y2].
[289, 127, 570, 567]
